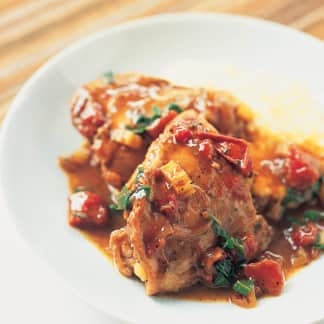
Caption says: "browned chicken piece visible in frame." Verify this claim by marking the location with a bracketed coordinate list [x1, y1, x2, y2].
[69, 73, 324, 223]
[70, 73, 253, 189]
[109, 110, 272, 295]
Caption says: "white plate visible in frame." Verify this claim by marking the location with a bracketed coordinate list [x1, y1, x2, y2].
[1, 13, 324, 324]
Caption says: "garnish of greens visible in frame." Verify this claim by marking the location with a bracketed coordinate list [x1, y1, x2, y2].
[135, 166, 144, 182]
[109, 186, 132, 211]
[167, 103, 183, 113]
[211, 217, 245, 261]
[283, 177, 322, 206]
[287, 209, 324, 225]
[126, 103, 183, 134]
[233, 279, 255, 296]
[213, 259, 236, 288]
[209, 216, 254, 296]
[303, 210, 324, 222]
[287, 209, 324, 250]
[73, 212, 87, 219]
[73, 186, 87, 193]
[126, 106, 162, 134]
[103, 70, 114, 83]
[314, 233, 324, 250]
[109, 167, 150, 212]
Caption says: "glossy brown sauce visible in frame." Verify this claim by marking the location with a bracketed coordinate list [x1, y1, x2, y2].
[62, 162, 125, 259]
[61, 161, 321, 302]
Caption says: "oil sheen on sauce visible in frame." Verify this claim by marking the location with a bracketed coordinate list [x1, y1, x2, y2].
[61, 160, 321, 303]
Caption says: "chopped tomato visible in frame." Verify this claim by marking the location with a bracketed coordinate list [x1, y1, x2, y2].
[244, 259, 285, 296]
[291, 223, 318, 247]
[147, 110, 178, 138]
[285, 147, 319, 190]
[198, 140, 214, 160]
[71, 89, 105, 138]
[242, 233, 258, 260]
[173, 124, 192, 143]
[68, 191, 108, 228]
[79, 105, 105, 138]
[195, 132, 252, 176]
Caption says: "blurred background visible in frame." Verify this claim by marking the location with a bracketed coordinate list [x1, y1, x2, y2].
[1, 0, 324, 125]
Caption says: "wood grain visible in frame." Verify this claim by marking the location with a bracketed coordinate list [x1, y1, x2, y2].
[1, 0, 324, 124]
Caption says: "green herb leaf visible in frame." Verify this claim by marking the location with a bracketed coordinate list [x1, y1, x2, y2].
[314, 233, 324, 250]
[283, 188, 307, 205]
[109, 184, 151, 212]
[118, 186, 133, 210]
[211, 219, 228, 238]
[210, 217, 245, 261]
[233, 279, 254, 296]
[210, 216, 247, 290]
[283, 177, 322, 206]
[73, 212, 87, 219]
[304, 210, 324, 222]
[125, 125, 147, 134]
[103, 70, 114, 83]
[126, 106, 162, 134]
[213, 272, 231, 288]
[131, 185, 151, 201]
[312, 176, 322, 195]
[213, 259, 233, 288]
[216, 259, 234, 277]
[152, 106, 162, 117]
[167, 103, 183, 113]
[135, 166, 144, 183]
[109, 204, 118, 212]
[109, 185, 132, 211]
[73, 186, 86, 193]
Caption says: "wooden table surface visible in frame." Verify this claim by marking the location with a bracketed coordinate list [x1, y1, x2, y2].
[1, 0, 324, 124]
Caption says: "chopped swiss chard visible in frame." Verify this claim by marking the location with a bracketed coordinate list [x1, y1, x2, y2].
[233, 279, 254, 296]
[103, 70, 114, 83]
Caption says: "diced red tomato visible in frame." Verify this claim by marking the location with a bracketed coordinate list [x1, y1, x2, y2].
[173, 124, 192, 143]
[291, 223, 318, 247]
[78, 102, 105, 138]
[147, 110, 178, 138]
[68, 191, 108, 228]
[242, 233, 258, 260]
[195, 132, 252, 176]
[285, 147, 319, 190]
[198, 140, 214, 160]
[71, 89, 105, 138]
[245, 259, 285, 296]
